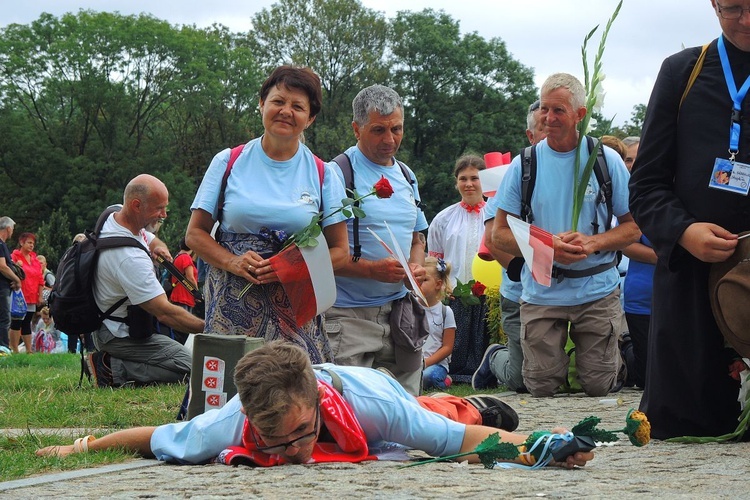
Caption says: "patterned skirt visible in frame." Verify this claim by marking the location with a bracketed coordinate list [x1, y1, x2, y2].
[203, 232, 333, 364]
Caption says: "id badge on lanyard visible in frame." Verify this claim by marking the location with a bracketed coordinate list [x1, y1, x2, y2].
[710, 36, 750, 196]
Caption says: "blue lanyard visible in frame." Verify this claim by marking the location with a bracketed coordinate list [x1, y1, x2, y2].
[718, 35, 750, 159]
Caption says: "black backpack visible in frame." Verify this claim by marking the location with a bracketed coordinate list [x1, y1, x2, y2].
[49, 206, 150, 336]
[331, 153, 423, 261]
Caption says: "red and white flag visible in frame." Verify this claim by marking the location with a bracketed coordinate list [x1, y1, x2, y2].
[269, 233, 336, 326]
[506, 216, 555, 287]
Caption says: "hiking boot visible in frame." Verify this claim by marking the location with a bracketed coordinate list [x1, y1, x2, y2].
[610, 357, 628, 394]
[87, 351, 114, 388]
[464, 394, 519, 432]
[471, 344, 503, 390]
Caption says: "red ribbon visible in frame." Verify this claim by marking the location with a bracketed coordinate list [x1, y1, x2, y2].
[460, 201, 485, 213]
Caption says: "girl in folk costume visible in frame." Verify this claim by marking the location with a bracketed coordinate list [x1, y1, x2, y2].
[427, 155, 487, 379]
[420, 257, 456, 391]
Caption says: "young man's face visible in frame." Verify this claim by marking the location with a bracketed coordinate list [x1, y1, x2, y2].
[252, 402, 320, 464]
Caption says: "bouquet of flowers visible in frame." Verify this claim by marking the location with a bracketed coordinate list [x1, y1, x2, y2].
[240, 176, 394, 297]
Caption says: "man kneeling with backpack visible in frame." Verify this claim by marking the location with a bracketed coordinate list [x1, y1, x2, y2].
[88, 174, 204, 387]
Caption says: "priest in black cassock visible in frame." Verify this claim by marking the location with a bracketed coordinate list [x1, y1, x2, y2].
[629, 0, 750, 440]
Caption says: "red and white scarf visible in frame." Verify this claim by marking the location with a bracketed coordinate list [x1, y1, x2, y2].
[216, 380, 375, 466]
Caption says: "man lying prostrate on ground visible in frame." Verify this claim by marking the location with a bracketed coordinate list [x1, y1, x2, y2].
[37, 341, 594, 468]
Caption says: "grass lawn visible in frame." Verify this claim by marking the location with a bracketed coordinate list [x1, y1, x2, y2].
[0, 353, 185, 481]
[0, 352, 507, 482]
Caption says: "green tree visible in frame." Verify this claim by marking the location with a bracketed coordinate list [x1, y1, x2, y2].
[35, 209, 73, 270]
[611, 104, 646, 138]
[389, 9, 537, 219]
[0, 11, 265, 245]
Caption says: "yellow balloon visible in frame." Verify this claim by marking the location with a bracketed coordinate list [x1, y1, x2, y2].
[471, 254, 502, 289]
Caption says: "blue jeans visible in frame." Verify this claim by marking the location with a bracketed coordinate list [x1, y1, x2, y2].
[0, 287, 10, 348]
[422, 364, 448, 390]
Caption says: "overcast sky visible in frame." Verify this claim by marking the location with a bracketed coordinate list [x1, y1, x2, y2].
[1, 0, 721, 125]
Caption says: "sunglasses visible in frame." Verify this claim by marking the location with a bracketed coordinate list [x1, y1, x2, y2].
[250, 403, 320, 455]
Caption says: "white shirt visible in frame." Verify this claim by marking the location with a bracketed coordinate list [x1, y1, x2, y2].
[422, 302, 457, 370]
[427, 202, 487, 284]
[94, 213, 163, 338]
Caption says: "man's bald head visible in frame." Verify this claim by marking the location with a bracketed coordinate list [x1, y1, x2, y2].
[121, 174, 169, 232]
[124, 174, 167, 204]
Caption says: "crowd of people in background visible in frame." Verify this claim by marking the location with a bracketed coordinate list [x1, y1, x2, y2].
[13, 2, 750, 464]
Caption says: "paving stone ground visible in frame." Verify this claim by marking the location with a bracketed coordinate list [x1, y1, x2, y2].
[3, 388, 748, 499]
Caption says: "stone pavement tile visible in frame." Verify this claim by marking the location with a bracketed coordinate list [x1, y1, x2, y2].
[5, 388, 749, 499]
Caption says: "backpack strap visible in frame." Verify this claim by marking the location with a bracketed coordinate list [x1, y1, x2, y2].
[94, 205, 125, 236]
[680, 43, 710, 111]
[520, 145, 537, 224]
[217, 144, 247, 224]
[587, 136, 613, 235]
[313, 366, 344, 394]
[550, 257, 618, 283]
[332, 153, 421, 262]
[313, 155, 325, 212]
[332, 153, 361, 261]
[395, 160, 425, 211]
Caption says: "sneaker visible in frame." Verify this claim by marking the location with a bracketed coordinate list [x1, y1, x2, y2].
[465, 394, 519, 432]
[87, 351, 114, 388]
[444, 375, 452, 388]
[471, 344, 503, 390]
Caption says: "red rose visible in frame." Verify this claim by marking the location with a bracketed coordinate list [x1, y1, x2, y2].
[373, 176, 394, 198]
[728, 359, 748, 381]
[471, 281, 486, 297]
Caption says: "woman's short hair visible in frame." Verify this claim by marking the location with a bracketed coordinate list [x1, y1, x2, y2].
[260, 66, 323, 119]
[18, 232, 36, 244]
[234, 341, 319, 435]
[453, 154, 486, 178]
